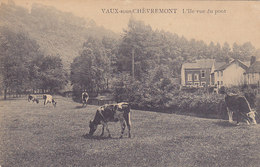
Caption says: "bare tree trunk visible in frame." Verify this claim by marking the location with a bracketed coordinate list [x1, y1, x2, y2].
[107, 78, 109, 89]
[132, 48, 135, 80]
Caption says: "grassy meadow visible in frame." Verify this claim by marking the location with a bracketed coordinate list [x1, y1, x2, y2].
[0, 96, 260, 167]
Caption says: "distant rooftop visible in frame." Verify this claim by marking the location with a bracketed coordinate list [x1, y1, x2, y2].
[214, 62, 226, 70]
[183, 59, 215, 69]
[246, 61, 260, 73]
[215, 59, 248, 71]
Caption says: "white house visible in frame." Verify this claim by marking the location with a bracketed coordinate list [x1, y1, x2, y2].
[213, 59, 249, 88]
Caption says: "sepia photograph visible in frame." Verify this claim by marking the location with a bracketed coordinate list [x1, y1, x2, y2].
[0, 0, 260, 166]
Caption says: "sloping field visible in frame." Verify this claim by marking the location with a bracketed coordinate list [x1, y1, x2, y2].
[0, 96, 260, 167]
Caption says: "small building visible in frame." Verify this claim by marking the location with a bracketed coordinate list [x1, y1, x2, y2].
[181, 59, 215, 87]
[213, 59, 248, 88]
[244, 61, 260, 86]
[181, 58, 250, 89]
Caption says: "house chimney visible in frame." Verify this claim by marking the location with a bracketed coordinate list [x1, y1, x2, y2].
[250, 56, 256, 65]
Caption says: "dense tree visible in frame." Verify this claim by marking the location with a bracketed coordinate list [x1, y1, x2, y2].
[117, 18, 259, 82]
[118, 17, 154, 80]
[0, 27, 40, 99]
[0, 27, 67, 99]
[220, 42, 231, 62]
[38, 55, 68, 93]
[231, 42, 255, 61]
[71, 36, 114, 97]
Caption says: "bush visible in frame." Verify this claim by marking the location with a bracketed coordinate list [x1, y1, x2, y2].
[111, 73, 260, 119]
[111, 75, 226, 118]
[243, 88, 257, 108]
[164, 92, 226, 117]
[72, 84, 82, 103]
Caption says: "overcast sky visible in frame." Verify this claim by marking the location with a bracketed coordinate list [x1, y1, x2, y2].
[2, 0, 260, 49]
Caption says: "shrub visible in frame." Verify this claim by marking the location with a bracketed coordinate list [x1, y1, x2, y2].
[243, 88, 257, 108]
[72, 84, 82, 103]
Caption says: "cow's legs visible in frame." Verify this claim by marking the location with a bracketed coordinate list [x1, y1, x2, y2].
[100, 125, 105, 137]
[104, 123, 111, 138]
[243, 114, 251, 125]
[236, 112, 240, 125]
[82, 100, 86, 107]
[120, 120, 126, 138]
[227, 107, 233, 123]
[127, 123, 131, 138]
[124, 113, 131, 138]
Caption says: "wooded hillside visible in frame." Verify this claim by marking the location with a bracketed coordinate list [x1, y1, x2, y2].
[0, 2, 119, 70]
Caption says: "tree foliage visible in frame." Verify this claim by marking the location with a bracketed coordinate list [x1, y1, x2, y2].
[117, 18, 258, 81]
[112, 18, 259, 110]
[0, 27, 67, 98]
[71, 36, 116, 98]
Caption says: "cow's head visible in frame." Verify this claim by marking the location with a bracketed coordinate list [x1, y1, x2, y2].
[52, 99, 57, 107]
[247, 110, 257, 125]
[89, 120, 97, 136]
[115, 102, 130, 112]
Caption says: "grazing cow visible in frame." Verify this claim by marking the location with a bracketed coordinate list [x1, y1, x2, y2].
[82, 92, 89, 107]
[89, 102, 131, 138]
[225, 93, 257, 125]
[28, 94, 39, 104]
[43, 94, 57, 107]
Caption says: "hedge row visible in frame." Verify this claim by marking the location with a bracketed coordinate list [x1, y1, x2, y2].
[113, 81, 258, 119]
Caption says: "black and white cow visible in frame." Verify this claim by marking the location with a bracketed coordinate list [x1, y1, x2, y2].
[28, 94, 39, 104]
[82, 92, 89, 107]
[225, 93, 257, 125]
[88, 102, 131, 138]
[43, 94, 57, 107]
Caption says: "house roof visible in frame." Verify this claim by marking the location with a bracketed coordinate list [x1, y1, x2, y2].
[246, 61, 260, 73]
[215, 59, 248, 71]
[243, 61, 251, 67]
[214, 62, 226, 69]
[183, 59, 215, 69]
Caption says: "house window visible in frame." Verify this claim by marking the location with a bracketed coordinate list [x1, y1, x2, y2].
[188, 74, 192, 81]
[217, 71, 219, 77]
[201, 82, 206, 87]
[221, 71, 223, 77]
[201, 70, 205, 78]
[194, 82, 200, 87]
[221, 81, 223, 85]
[217, 81, 219, 85]
[194, 74, 199, 81]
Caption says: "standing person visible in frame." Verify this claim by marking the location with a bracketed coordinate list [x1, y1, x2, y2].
[82, 92, 89, 107]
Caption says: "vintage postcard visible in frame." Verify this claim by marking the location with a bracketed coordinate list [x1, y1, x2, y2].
[0, 0, 259, 166]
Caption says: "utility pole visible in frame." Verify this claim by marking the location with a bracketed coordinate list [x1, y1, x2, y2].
[132, 48, 135, 79]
